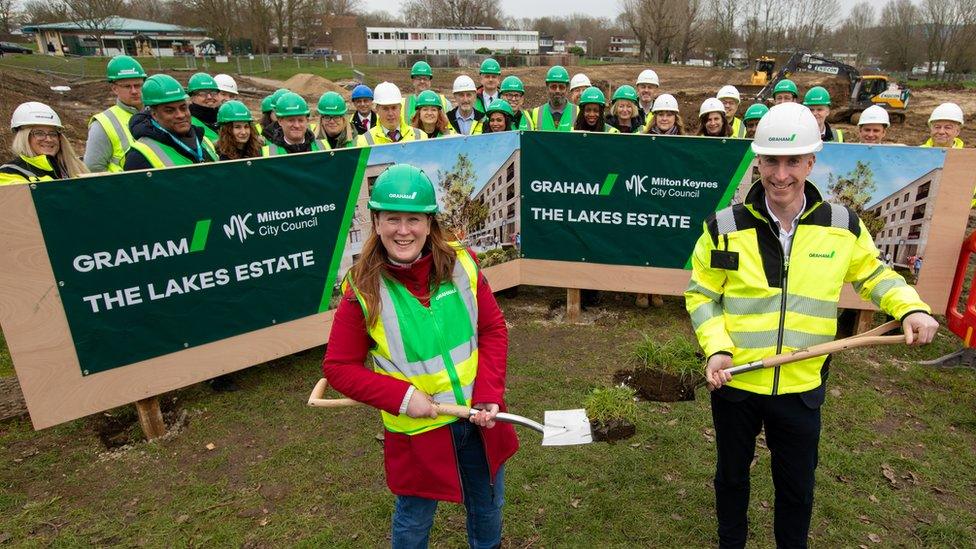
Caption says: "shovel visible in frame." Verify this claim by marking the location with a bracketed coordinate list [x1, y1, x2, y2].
[307, 378, 592, 446]
[710, 320, 905, 382]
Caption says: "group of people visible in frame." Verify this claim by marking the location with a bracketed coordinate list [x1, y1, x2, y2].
[1, 55, 970, 185]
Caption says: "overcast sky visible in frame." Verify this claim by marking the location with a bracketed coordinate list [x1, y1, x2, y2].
[366, 0, 864, 21]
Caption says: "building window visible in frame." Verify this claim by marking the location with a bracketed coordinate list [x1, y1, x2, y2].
[904, 192, 910, 202]
[900, 210, 906, 219]
[885, 202, 890, 210]
[506, 163, 515, 181]
[894, 197, 899, 206]
[916, 182, 930, 200]
[896, 227, 902, 236]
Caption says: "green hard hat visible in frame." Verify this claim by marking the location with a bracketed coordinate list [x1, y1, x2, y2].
[368, 164, 438, 213]
[186, 72, 219, 93]
[217, 100, 254, 124]
[317, 91, 347, 116]
[480, 58, 501, 75]
[742, 103, 769, 122]
[274, 92, 310, 117]
[269, 88, 290, 107]
[261, 94, 275, 113]
[578, 86, 606, 106]
[415, 90, 443, 109]
[486, 99, 514, 117]
[803, 86, 832, 106]
[611, 85, 639, 103]
[546, 65, 570, 84]
[411, 61, 433, 78]
[106, 55, 147, 81]
[141, 74, 188, 106]
[773, 79, 799, 97]
[500, 75, 525, 94]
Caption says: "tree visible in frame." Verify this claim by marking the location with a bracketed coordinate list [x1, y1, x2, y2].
[839, 2, 876, 65]
[618, 0, 651, 60]
[921, 0, 956, 77]
[675, 0, 704, 63]
[61, 0, 126, 55]
[827, 161, 884, 235]
[437, 154, 488, 239]
[879, 0, 921, 71]
[568, 45, 585, 55]
[322, 0, 362, 15]
[0, 0, 16, 33]
[401, 0, 502, 28]
[22, 0, 70, 24]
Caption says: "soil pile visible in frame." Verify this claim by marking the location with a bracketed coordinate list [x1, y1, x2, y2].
[281, 73, 350, 99]
[614, 368, 700, 402]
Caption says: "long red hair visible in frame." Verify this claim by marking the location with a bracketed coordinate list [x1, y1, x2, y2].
[350, 213, 458, 328]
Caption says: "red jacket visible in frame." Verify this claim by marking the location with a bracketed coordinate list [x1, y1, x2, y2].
[322, 251, 519, 503]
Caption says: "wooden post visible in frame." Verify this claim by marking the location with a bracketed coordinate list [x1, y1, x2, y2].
[855, 309, 875, 335]
[566, 288, 581, 323]
[134, 396, 167, 441]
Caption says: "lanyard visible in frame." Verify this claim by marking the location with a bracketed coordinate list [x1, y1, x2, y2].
[150, 119, 204, 162]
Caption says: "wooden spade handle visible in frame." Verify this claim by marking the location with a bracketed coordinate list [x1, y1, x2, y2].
[307, 378, 475, 418]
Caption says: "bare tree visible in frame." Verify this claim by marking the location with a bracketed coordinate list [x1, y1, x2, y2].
[944, 0, 976, 74]
[22, 0, 71, 24]
[401, 0, 502, 28]
[781, 0, 839, 51]
[187, 0, 239, 55]
[839, 2, 876, 65]
[618, 0, 651, 60]
[704, 0, 738, 65]
[921, 0, 956, 77]
[61, 0, 127, 55]
[645, 0, 680, 62]
[322, 0, 362, 15]
[879, 0, 921, 71]
[675, 0, 704, 63]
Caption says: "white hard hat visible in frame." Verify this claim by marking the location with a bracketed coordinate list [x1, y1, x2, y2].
[636, 69, 659, 86]
[717, 85, 741, 102]
[570, 73, 591, 90]
[929, 102, 964, 126]
[11, 101, 62, 131]
[452, 75, 477, 93]
[373, 82, 403, 105]
[751, 102, 823, 156]
[213, 74, 238, 95]
[652, 93, 679, 112]
[858, 105, 890, 127]
[699, 97, 726, 117]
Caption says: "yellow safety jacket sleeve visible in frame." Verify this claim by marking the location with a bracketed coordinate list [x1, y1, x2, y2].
[845, 217, 930, 319]
[685, 226, 736, 358]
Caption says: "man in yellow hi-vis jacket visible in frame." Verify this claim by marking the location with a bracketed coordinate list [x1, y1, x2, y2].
[685, 102, 939, 548]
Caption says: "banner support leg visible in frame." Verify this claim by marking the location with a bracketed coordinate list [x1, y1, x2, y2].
[855, 310, 875, 335]
[135, 396, 167, 441]
[566, 289, 581, 323]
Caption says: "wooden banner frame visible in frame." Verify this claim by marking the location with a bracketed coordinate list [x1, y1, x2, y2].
[0, 149, 971, 431]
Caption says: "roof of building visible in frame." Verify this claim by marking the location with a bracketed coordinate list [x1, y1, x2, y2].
[21, 17, 205, 34]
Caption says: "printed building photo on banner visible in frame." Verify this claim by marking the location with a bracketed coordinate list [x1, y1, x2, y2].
[340, 132, 521, 278]
[806, 144, 948, 285]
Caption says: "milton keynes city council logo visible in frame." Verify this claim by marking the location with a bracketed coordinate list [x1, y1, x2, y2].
[223, 214, 254, 243]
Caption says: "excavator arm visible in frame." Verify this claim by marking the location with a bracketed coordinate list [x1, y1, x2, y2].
[754, 52, 861, 101]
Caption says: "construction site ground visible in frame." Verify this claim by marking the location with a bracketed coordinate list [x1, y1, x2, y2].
[2, 62, 976, 156]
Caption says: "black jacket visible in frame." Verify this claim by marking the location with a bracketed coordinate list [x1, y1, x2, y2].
[446, 107, 485, 134]
[350, 111, 377, 135]
[606, 115, 642, 134]
[123, 111, 212, 171]
[189, 103, 219, 131]
[267, 128, 318, 154]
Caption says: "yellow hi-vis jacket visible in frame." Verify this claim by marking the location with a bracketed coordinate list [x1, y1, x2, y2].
[685, 181, 930, 396]
[90, 104, 136, 172]
[354, 122, 429, 147]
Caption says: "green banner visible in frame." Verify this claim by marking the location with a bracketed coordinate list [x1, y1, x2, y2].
[31, 148, 369, 375]
[520, 132, 754, 268]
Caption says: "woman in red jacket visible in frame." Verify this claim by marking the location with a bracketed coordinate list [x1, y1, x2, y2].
[322, 163, 519, 548]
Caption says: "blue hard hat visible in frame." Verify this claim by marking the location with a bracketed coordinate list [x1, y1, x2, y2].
[351, 85, 373, 100]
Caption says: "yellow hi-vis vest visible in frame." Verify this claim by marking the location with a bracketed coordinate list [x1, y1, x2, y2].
[685, 181, 930, 396]
[921, 137, 964, 148]
[354, 122, 429, 147]
[346, 244, 480, 435]
[261, 139, 328, 156]
[126, 136, 217, 169]
[90, 104, 135, 172]
[730, 116, 746, 138]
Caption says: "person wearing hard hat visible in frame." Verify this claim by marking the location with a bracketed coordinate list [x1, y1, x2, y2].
[569, 73, 591, 105]
[123, 74, 218, 170]
[742, 103, 769, 138]
[260, 88, 289, 141]
[803, 86, 844, 142]
[635, 69, 660, 128]
[857, 105, 890, 145]
[1, 102, 88, 184]
[481, 100, 516, 133]
[474, 58, 502, 113]
[447, 75, 484, 136]
[214, 100, 262, 160]
[402, 62, 451, 126]
[323, 163, 518, 549]
[645, 94, 684, 135]
[186, 72, 222, 145]
[409, 89, 456, 139]
[718, 85, 746, 137]
[921, 102, 965, 148]
[84, 55, 146, 173]
[213, 74, 239, 104]
[499, 76, 535, 130]
[256, 94, 273, 137]
[772, 79, 799, 105]
[574, 87, 619, 133]
[315, 92, 357, 149]
[350, 84, 376, 135]
[262, 92, 328, 156]
[686, 101, 939, 549]
[355, 82, 428, 146]
[698, 98, 732, 137]
[531, 66, 577, 132]
[607, 85, 642, 133]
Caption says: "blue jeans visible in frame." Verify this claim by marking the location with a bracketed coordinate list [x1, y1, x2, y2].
[391, 420, 505, 549]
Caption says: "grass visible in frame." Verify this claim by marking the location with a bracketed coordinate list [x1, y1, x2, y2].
[903, 78, 976, 90]
[0, 289, 973, 545]
[582, 386, 638, 422]
[633, 333, 702, 376]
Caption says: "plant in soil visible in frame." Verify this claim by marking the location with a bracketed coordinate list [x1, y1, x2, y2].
[615, 334, 705, 402]
[583, 385, 638, 442]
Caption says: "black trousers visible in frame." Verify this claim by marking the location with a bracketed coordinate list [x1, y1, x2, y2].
[710, 386, 822, 548]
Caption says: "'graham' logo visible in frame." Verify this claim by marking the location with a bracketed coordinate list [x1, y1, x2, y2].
[808, 251, 835, 259]
[389, 192, 417, 200]
[768, 133, 797, 142]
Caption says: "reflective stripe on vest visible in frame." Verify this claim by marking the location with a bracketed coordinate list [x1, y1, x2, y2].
[516, 111, 535, 130]
[0, 163, 43, 182]
[534, 103, 577, 131]
[128, 137, 217, 169]
[731, 117, 746, 138]
[263, 140, 327, 156]
[91, 105, 134, 172]
[347, 245, 479, 435]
